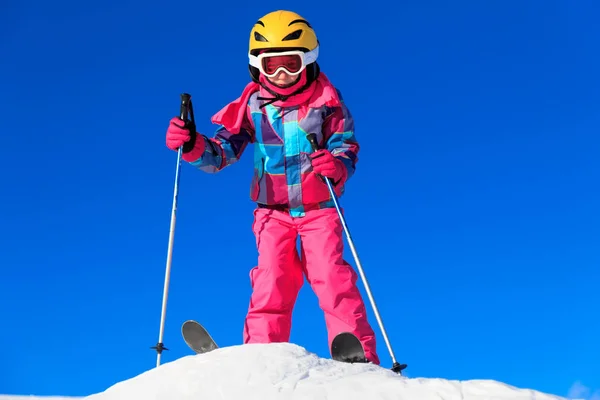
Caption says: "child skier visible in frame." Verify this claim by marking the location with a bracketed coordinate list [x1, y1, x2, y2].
[165, 9, 380, 365]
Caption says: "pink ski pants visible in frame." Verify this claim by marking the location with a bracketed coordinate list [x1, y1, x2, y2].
[243, 206, 380, 365]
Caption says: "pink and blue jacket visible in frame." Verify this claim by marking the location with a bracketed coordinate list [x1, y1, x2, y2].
[187, 73, 359, 217]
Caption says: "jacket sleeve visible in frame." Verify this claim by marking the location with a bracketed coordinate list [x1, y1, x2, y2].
[188, 109, 255, 173]
[321, 93, 359, 185]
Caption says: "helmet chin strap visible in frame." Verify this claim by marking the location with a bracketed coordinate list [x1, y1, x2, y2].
[257, 71, 314, 108]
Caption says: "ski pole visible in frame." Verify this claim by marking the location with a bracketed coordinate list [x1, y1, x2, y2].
[152, 93, 194, 367]
[306, 133, 407, 375]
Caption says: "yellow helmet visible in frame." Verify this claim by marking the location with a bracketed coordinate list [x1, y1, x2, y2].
[249, 10, 318, 54]
[248, 10, 320, 84]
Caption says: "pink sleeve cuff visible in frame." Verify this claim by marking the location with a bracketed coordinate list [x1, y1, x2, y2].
[331, 157, 349, 196]
[182, 133, 206, 162]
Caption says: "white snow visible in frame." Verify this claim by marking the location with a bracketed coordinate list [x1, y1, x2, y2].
[2, 342, 566, 400]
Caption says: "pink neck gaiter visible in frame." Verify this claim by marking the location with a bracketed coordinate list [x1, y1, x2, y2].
[258, 71, 317, 107]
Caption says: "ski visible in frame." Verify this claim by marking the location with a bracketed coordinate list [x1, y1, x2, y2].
[331, 332, 368, 364]
[181, 320, 218, 354]
[182, 321, 368, 366]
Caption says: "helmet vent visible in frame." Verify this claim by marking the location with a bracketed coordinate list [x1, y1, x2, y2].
[282, 29, 302, 41]
[254, 31, 268, 42]
[288, 19, 312, 28]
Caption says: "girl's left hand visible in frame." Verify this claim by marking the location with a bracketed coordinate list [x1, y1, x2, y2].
[310, 149, 345, 183]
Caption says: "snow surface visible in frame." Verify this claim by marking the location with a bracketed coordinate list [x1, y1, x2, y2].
[2, 342, 566, 400]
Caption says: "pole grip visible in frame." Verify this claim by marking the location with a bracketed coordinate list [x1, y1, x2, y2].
[306, 133, 321, 153]
[180, 93, 191, 121]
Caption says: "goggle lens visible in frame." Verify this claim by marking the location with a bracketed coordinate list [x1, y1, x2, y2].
[261, 54, 303, 75]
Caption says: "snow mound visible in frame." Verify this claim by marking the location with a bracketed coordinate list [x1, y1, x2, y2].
[70, 342, 563, 400]
[1, 343, 565, 400]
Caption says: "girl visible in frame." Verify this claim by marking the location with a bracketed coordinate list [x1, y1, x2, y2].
[165, 9, 380, 365]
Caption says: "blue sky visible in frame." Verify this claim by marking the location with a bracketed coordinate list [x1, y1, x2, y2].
[1, 0, 598, 398]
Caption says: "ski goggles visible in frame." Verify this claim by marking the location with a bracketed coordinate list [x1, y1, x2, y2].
[248, 47, 319, 78]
